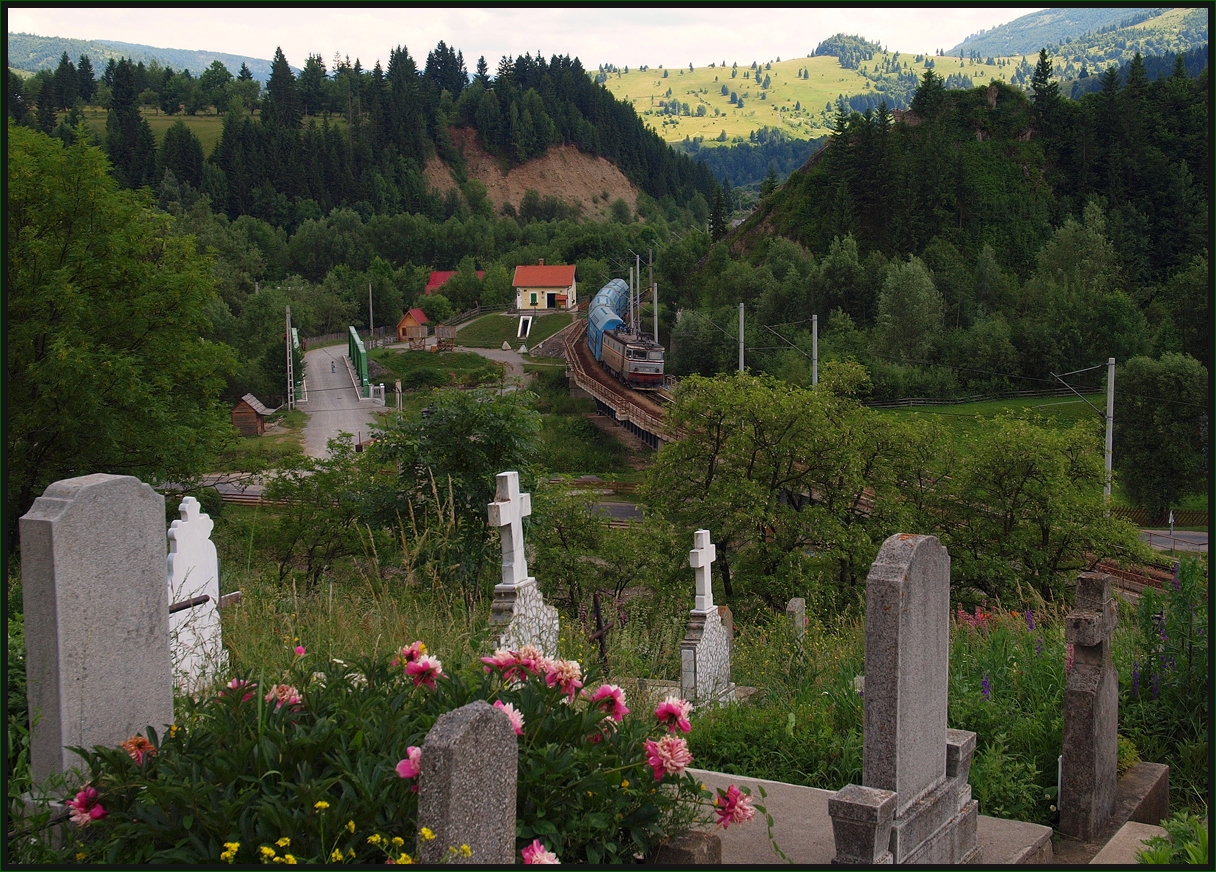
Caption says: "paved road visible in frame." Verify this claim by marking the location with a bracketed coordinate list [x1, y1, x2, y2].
[1139, 529, 1207, 553]
[300, 345, 381, 457]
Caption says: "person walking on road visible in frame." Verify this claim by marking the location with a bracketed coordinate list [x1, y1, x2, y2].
[331, 360, 336, 373]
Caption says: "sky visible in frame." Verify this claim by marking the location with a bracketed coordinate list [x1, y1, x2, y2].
[7, 6, 1046, 71]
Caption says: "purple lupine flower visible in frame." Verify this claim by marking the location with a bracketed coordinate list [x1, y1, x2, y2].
[1171, 562, 1181, 592]
[981, 674, 991, 700]
[1025, 608, 1035, 631]
[1151, 672, 1159, 700]
[1035, 637, 1044, 657]
[1131, 662, 1139, 697]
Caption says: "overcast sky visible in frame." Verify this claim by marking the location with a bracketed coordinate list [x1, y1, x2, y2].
[9, 6, 1045, 70]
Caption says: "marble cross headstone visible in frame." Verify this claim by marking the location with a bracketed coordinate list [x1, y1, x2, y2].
[487, 471, 558, 657]
[167, 496, 227, 695]
[488, 471, 531, 588]
[690, 529, 716, 612]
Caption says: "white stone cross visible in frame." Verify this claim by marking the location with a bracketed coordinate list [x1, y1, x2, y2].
[690, 528, 716, 611]
[487, 471, 532, 587]
[167, 495, 225, 694]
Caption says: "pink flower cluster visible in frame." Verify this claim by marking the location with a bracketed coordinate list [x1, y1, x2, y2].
[264, 684, 302, 710]
[390, 641, 427, 668]
[644, 735, 693, 780]
[494, 700, 525, 736]
[522, 838, 559, 864]
[956, 603, 993, 633]
[396, 745, 422, 792]
[66, 785, 107, 826]
[714, 784, 755, 829]
[586, 684, 629, 722]
[654, 696, 692, 734]
[482, 645, 585, 701]
[222, 678, 255, 702]
[405, 655, 445, 689]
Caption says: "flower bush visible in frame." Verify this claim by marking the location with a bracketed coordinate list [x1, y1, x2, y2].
[54, 641, 762, 864]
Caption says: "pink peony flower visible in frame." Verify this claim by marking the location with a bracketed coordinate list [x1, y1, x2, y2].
[543, 659, 583, 701]
[521, 838, 560, 864]
[714, 784, 755, 829]
[65, 785, 107, 827]
[264, 684, 302, 709]
[390, 641, 427, 668]
[120, 735, 156, 765]
[396, 746, 422, 781]
[644, 735, 693, 780]
[654, 696, 692, 734]
[493, 700, 525, 736]
[294, 645, 306, 657]
[586, 683, 629, 722]
[405, 654, 444, 689]
[223, 678, 255, 702]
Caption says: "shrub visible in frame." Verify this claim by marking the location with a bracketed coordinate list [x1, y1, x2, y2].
[48, 642, 769, 864]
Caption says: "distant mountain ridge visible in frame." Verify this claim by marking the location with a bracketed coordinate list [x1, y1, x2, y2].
[948, 8, 1165, 56]
[6, 31, 287, 81]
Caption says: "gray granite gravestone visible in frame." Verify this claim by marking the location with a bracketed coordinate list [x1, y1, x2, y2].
[417, 700, 518, 864]
[680, 530, 735, 705]
[20, 474, 174, 787]
[787, 597, 806, 643]
[487, 471, 559, 657]
[828, 534, 980, 864]
[1059, 571, 1119, 841]
[167, 496, 227, 694]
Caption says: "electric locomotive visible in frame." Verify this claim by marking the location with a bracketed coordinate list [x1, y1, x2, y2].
[585, 279, 665, 390]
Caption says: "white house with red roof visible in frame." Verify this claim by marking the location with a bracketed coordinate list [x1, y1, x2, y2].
[512, 260, 577, 311]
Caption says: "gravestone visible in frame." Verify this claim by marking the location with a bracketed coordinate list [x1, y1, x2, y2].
[787, 597, 806, 642]
[167, 496, 227, 694]
[417, 700, 518, 864]
[680, 530, 735, 705]
[829, 533, 980, 864]
[487, 471, 559, 658]
[20, 474, 174, 787]
[1059, 571, 1119, 841]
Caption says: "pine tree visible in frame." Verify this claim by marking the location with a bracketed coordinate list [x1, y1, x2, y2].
[238, 62, 254, 82]
[77, 55, 96, 103]
[53, 52, 78, 110]
[475, 55, 491, 87]
[709, 187, 726, 240]
[263, 47, 302, 128]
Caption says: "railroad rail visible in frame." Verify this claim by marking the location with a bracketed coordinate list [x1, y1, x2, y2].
[564, 321, 674, 448]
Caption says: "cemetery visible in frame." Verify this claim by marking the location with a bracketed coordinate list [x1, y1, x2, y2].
[7, 467, 1205, 864]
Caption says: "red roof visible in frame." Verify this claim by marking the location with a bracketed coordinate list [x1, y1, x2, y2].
[408, 307, 429, 324]
[425, 270, 484, 294]
[512, 264, 576, 288]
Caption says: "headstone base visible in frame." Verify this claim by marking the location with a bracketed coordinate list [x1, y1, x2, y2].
[680, 607, 733, 705]
[489, 578, 559, 658]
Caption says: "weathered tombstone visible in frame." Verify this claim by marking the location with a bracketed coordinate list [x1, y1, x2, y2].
[20, 474, 174, 788]
[829, 534, 980, 864]
[487, 471, 559, 657]
[786, 597, 806, 643]
[680, 530, 735, 705]
[417, 700, 517, 864]
[1059, 571, 1119, 841]
[167, 496, 227, 695]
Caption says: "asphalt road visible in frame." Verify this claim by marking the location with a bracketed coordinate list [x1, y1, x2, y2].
[299, 345, 382, 457]
[1139, 529, 1208, 553]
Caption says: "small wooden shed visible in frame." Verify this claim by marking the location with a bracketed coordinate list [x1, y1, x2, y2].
[232, 393, 276, 437]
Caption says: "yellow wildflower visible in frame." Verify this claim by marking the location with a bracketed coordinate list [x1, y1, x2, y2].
[346, 819, 356, 833]
[391, 837, 404, 847]
[276, 837, 291, 848]
[330, 848, 344, 862]
[260, 844, 277, 858]
[419, 826, 436, 841]
[169, 724, 180, 738]
[76, 853, 88, 861]
[397, 853, 414, 864]
[314, 800, 330, 810]
[621, 779, 630, 789]
[460, 845, 472, 857]
[283, 854, 297, 865]
[367, 834, 383, 845]
[346, 848, 356, 859]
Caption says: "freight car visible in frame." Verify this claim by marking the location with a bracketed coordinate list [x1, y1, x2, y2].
[586, 278, 665, 390]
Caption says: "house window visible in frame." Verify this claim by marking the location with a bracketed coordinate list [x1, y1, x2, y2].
[530, 293, 538, 306]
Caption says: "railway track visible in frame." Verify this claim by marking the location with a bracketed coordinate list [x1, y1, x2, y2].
[564, 320, 674, 443]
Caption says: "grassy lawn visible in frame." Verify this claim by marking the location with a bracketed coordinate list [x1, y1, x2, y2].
[877, 393, 1106, 437]
[456, 312, 573, 349]
[370, 348, 503, 390]
[212, 408, 306, 472]
[602, 53, 1025, 144]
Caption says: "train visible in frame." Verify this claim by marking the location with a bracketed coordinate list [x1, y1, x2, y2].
[585, 278, 665, 390]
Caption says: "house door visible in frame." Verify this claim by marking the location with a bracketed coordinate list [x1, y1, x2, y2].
[546, 292, 557, 308]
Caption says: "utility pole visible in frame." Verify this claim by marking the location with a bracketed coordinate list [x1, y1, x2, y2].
[650, 248, 657, 342]
[1105, 357, 1115, 500]
[738, 303, 744, 373]
[368, 281, 374, 348]
[628, 265, 635, 333]
[635, 251, 642, 337]
[285, 305, 294, 411]
[812, 314, 819, 385]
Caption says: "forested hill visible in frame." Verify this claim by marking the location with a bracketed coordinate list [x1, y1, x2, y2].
[8, 32, 282, 81]
[948, 8, 1165, 56]
[16, 42, 715, 230]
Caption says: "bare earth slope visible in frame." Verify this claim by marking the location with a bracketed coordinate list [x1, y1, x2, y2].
[424, 127, 639, 220]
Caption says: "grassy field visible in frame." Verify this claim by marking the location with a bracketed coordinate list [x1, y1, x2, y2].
[369, 348, 503, 390]
[601, 53, 1025, 144]
[876, 393, 1106, 433]
[455, 312, 573, 349]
